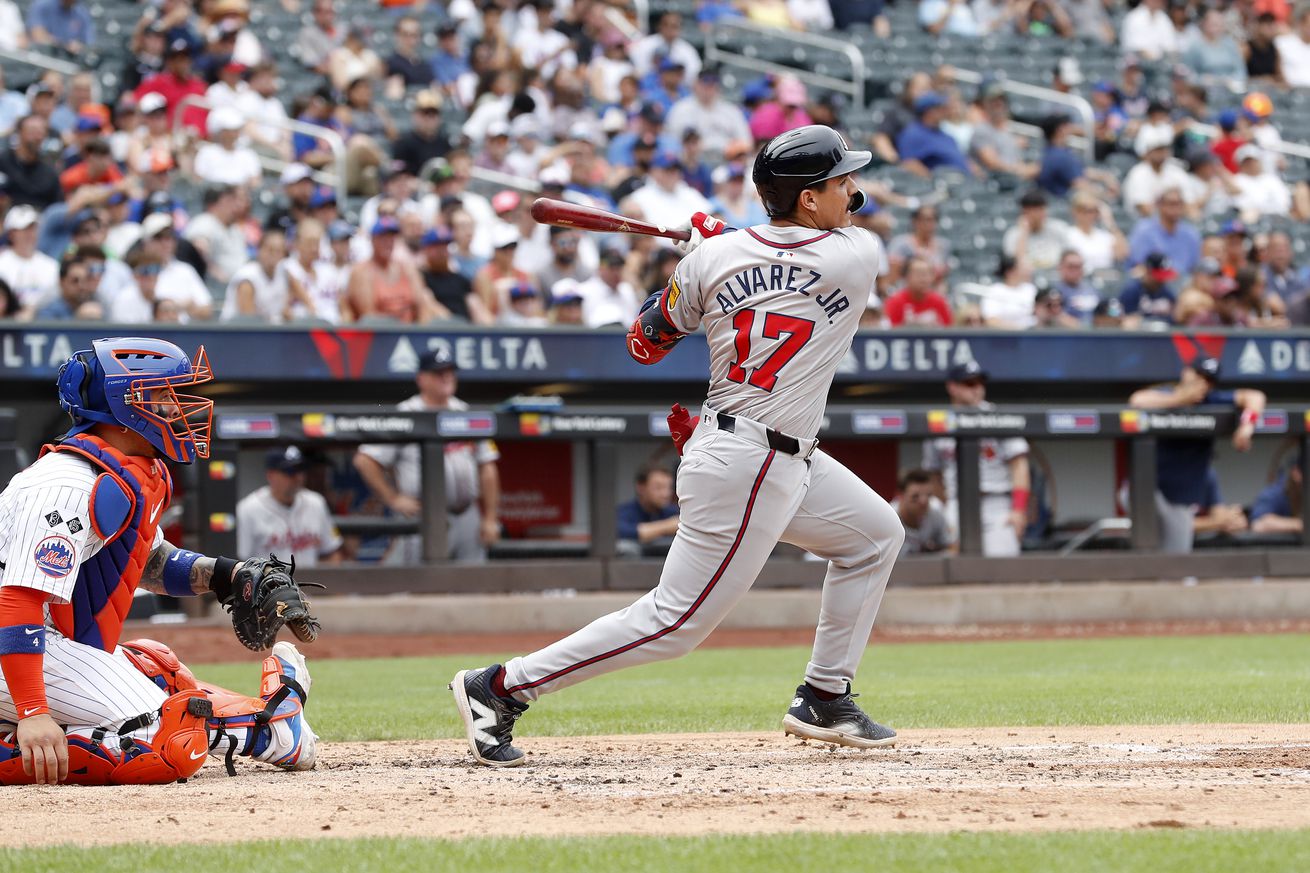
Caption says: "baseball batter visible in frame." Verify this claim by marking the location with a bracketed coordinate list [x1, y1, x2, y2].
[922, 361, 1031, 557]
[452, 125, 906, 766]
[0, 337, 320, 784]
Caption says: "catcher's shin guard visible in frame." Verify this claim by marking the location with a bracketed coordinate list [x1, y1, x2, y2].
[0, 690, 213, 785]
[122, 638, 200, 694]
[201, 642, 316, 774]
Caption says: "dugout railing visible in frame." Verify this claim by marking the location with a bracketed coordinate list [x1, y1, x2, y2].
[197, 404, 1310, 594]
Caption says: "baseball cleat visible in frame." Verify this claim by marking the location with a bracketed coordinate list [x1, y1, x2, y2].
[268, 641, 317, 770]
[782, 682, 897, 749]
[450, 665, 530, 767]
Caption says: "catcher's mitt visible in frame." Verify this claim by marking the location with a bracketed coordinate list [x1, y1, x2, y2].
[222, 555, 324, 652]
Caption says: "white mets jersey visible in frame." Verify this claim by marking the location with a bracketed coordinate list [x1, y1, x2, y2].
[0, 452, 163, 603]
[667, 224, 883, 440]
[236, 486, 343, 567]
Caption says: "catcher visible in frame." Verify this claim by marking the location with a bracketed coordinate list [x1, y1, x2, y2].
[0, 337, 322, 785]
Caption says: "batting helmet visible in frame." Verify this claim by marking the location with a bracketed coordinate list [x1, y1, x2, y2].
[752, 125, 872, 218]
[56, 337, 214, 463]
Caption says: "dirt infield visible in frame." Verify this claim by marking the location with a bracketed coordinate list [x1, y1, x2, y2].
[4, 724, 1308, 847]
[140, 618, 1310, 664]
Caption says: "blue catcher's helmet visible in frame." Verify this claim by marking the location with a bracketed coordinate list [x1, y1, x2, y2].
[56, 337, 214, 463]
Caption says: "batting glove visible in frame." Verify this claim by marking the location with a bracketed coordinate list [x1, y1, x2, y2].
[673, 213, 730, 256]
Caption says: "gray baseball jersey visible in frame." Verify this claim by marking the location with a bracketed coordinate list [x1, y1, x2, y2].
[503, 223, 904, 702]
[236, 486, 342, 567]
[922, 405, 1030, 499]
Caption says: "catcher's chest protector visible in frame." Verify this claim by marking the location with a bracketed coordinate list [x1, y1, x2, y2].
[40, 436, 172, 652]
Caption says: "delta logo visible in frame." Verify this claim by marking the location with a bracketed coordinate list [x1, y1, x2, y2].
[33, 536, 75, 579]
[1120, 410, 1146, 433]
[301, 413, 334, 438]
[927, 410, 954, 434]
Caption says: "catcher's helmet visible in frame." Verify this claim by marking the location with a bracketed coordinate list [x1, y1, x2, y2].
[56, 337, 214, 463]
[752, 124, 872, 218]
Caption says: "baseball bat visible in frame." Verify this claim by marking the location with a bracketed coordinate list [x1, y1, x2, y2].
[530, 198, 691, 242]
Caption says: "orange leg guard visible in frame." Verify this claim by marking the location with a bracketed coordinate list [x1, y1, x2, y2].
[121, 639, 199, 695]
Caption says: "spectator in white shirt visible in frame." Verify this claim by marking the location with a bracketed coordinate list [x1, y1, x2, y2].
[1063, 191, 1126, 272]
[0, 205, 58, 312]
[140, 213, 214, 320]
[205, 59, 248, 110]
[1232, 144, 1293, 219]
[1277, 5, 1310, 89]
[193, 106, 262, 188]
[626, 153, 712, 231]
[982, 255, 1038, 328]
[109, 251, 165, 323]
[183, 183, 248, 285]
[575, 248, 640, 328]
[664, 70, 752, 156]
[1120, 0, 1179, 60]
[222, 227, 293, 322]
[234, 62, 291, 160]
[282, 218, 344, 323]
[630, 11, 701, 79]
[1123, 126, 1190, 217]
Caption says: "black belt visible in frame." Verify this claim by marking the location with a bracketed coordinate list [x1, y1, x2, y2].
[715, 412, 801, 456]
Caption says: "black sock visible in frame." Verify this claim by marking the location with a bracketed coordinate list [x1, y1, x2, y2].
[806, 683, 843, 702]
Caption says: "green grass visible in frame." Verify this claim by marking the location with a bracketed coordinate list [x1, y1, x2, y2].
[197, 634, 1310, 742]
[7, 831, 1310, 873]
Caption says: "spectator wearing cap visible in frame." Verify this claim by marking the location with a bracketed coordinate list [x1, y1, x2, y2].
[500, 281, 548, 327]
[205, 57, 248, 112]
[871, 72, 931, 165]
[919, 0, 981, 36]
[631, 11, 702, 80]
[665, 70, 750, 156]
[420, 227, 488, 325]
[140, 212, 213, 320]
[971, 84, 1037, 181]
[429, 22, 468, 94]
[295, 0, 341, 76]
[897, 92, 973, 177]
[488, 190, 547, 275]
[0, 206, 58, 313]
[221, 226, 296, 323]
[1032, 283, 1080, 328]
[58, 136, 122, 196]
[235, 62, 290, 161]
[748, 75, 813, 142]
[502, 116, 546, 180]
[1120, 0, 1178, 60]
[135, 38, 208, 133]
[26, 0, 94, 54]
[1128, 359, 1265, 553]
[1003, 189, 1069, 272]
[1063, 191, 1126, 272]
[124, 92, 174, 177]
[346, 218, 443, 324]
[1182, 8, 1247, 88]
[1122, 127, 1189, 218]
[1118, 252, 1180, 327]
[279, 218, 344, 323]
[575, 248, 640, 328]
[1232, 144, 1295, 219]
[642, 56, 691, 116]
[923, 362, 1031, 556]
[193, 106, 262, 188]
[355, 348, 501, 562]
[472, 224, 530, 321]
[1247, 13, 1285, 84]
[102, 190, 139, 259]
[237, 447, 342, 567]
[1278, 5, 1310, 87]
[625, 152, 712, 231]
[1127, 189, 1200, 276]
[1250, 458, 1304, 535]
[607, 103, 680, 169]
[391, 90, 453, 178]
[0, 115, 62, 211]
[548, 281, 586, 325]
[263, 162, 316, 234]
[710, 163, 768, 228]
[31, 255, 98, 321]
[981, 255, 1038, 328]
[886, 256, 953, 327]
[183, 184, 247, 285]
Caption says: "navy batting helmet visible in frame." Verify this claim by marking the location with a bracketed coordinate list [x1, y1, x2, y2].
[752, 125, 872, 218]
[56, 337, 214, 463]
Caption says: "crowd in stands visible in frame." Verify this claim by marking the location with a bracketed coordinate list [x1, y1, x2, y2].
[1, 0, 1310, 332]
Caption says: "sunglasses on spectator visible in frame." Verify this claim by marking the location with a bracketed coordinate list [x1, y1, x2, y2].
[85, 262, 105, 276]
[135, 264, 162, 276]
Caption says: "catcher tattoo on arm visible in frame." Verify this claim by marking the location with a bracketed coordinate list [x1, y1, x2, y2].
[139, 542, 324, 651]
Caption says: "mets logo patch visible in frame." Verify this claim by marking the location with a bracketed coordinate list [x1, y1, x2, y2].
[667, 277, 681, 309]
[33, 535, 75, 579]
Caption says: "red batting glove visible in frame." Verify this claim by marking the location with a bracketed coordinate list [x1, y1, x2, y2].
[691, 212, 727, 238]
[668, 403, 697, 455]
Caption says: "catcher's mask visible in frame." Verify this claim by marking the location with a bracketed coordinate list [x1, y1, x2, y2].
[56, 337, 214, 464]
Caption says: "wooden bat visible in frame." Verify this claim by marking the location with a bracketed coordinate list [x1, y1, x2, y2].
[530, 198, 691, 242]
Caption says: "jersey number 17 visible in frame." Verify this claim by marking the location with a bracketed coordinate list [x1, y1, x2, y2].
[726, 308, 814, 392]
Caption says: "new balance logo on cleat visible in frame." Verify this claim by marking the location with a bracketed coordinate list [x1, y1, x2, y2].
[468, 698, 501, 747]
[781, 682, 897, 750]
[450, 665, 530, 768]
